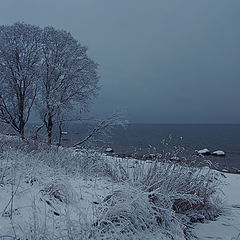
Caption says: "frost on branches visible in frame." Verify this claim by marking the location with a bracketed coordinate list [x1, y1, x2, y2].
[0, 23, 42, 138]
[0, 23, 99, 142]
[37, 27, 99, 144]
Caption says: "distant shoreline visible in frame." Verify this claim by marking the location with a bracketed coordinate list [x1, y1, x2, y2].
[102, 151, 240, 175]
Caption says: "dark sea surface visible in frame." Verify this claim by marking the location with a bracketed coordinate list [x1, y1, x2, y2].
[60, 123, 240, 172]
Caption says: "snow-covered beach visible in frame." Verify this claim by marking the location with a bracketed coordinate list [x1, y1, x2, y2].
[0, 134, 239, 239]
[194, 173, 240, 240]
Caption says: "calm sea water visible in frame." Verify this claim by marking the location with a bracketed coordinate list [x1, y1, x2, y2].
[61, 123, 240, 172]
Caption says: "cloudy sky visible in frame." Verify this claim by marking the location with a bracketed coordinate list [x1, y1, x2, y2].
[0, 0, 240, 123]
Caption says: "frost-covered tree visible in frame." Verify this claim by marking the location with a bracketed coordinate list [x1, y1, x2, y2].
[0, 23, 42, 138]
[37, 27, 99, 144]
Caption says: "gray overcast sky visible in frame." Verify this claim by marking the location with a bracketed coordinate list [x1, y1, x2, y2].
[0, 0, 240, 123]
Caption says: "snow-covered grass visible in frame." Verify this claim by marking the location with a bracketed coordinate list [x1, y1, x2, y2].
[0, 135, 226, 239]
[98, 158, 223, 238]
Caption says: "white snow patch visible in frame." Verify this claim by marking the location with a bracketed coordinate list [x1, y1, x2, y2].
[194, 173, 240, 239]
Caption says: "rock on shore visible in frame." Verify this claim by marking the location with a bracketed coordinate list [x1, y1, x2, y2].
[212, 150, 226, 156]
[196, 148, 211, 155]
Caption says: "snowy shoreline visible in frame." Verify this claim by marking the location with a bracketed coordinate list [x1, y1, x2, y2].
[104, 150, 240, 175]
[0, 134, 239, 239]
[194, 172, 240, 239]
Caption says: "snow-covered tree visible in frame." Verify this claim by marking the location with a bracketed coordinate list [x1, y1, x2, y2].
[0, 23, 42, 138]
[37, 27, 99, 143]
[0, 23, 99, 142]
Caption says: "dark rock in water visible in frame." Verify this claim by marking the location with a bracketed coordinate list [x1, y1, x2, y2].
[195, 148, 211, 156]
[142, 154, 157, 160]
[149, 154, 156, 159]
[105, 147, 113, 153]
[170, 156, 181, 162]
[116, 153, 126, 158]
[212, 150, 226, 157]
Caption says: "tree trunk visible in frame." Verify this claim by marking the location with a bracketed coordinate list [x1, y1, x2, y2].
[58, 123, 63, 146]
[19, 96, 25, 139]
[47, 115, 53, 144]
[19, 122, 25, 139]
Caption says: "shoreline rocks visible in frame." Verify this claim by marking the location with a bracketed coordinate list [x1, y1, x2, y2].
[196, 148, 226, 157]
[212, 150, 226, 157]
[105, 147, 113, 153]
[196, 148, 211, 156]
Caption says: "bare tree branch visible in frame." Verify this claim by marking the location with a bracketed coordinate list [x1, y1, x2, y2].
[73, 112, 128, 147]
[0, 23, 42, 138]
[36, 26, 99, 144]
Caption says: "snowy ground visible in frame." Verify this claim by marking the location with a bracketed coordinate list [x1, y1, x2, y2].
[194, 173, 240, 240]
[0, 150, 186, 239]
[0, 137, 239, 239]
